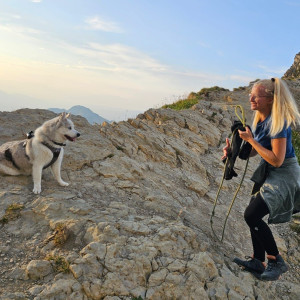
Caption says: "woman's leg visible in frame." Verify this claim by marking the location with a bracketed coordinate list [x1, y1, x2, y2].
[249, 228, 265, 261]
[244, 193, 279, 260]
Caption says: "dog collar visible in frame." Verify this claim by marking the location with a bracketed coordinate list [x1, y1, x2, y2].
[52, 141, 66, 147]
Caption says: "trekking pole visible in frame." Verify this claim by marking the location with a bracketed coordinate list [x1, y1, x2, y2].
[209, 128, 238, 241]
[234, 105, 246, 127]
[220, 156, 249, 241]
[210, 148, 230, 240]
[210, 104, 249, 242]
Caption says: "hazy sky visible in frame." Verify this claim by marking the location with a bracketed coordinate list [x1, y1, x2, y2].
[0, 0, 299, 121]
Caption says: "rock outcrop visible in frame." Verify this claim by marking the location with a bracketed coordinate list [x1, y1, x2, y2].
[284, 52, 300, 79]
[0, 83, 300, 300]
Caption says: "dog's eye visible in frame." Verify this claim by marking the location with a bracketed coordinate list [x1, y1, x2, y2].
[68, 127, 72, 130]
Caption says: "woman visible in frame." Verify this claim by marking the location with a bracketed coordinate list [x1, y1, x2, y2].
[223, 78, 300, 281]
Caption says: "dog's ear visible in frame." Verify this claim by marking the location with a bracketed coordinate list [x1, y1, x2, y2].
[55, 112, 66, 127]
[58, 112, 68, 121]
[66, 113, 70, 118]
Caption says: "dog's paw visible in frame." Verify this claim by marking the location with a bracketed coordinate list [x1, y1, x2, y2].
[33, 186, 41, 194]
[59, 181, 69, 187]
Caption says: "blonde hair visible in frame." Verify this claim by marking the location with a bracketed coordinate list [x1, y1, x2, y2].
[252, 78, 300, 136]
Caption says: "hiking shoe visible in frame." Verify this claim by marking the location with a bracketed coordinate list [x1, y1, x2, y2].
[260, 254, 289, 281]
[233, 256, 265, 278]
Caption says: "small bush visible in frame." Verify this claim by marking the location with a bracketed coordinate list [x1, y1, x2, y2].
[289, 222, 300, 234]
[233, 86, 246, 91]
[53, 223, 69, 246]
[292, 130, 300, 162]
[46, 255, 70, 273]
[0, 203, 24, 224]
[187, 92, 198, 99]
[197, 86, 229, 97]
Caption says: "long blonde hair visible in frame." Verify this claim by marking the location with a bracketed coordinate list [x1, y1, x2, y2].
[252, 78, 300, 136]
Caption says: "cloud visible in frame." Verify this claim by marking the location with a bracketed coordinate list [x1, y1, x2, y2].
[257, 64, 287, 75]
[57, 41, 234, 95]
[0, 13, 21, 20]
[30, 0, 42, 3]
[64, 42, 167, 73]
[0, 24, 41, 35]
[85, 16, 123, 33]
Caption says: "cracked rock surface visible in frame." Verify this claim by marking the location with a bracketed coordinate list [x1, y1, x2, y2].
[0, 87, 300, 300]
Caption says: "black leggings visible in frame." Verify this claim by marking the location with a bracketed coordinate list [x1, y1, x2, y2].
[244, 193, 279, 262]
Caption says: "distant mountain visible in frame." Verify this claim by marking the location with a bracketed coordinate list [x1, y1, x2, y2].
[49, 108, 65, 114]
[48, 105, 110, 124]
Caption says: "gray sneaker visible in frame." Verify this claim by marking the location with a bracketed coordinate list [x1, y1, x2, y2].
[233, 256, 265, 278]
[260, 254, 289, 281]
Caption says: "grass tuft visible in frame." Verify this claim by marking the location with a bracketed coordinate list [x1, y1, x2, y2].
[53, 223, 69, 246]
[162, 86, 229, 111]
[46, 255, 70, 273]
[289, 222, 300, 234]
[197, 86, 229, 97]
[162, 98, 198, 110]
[0, 203, 24, 224]
[292, 130, 300, 162]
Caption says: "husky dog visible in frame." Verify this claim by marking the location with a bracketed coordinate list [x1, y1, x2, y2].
[0, 112, 80, 194]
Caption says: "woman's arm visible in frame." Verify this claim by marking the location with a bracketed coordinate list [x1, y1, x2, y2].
[238, 127, 286, 167]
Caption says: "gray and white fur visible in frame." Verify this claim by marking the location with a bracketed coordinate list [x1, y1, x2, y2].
[0, 112, 80, 194]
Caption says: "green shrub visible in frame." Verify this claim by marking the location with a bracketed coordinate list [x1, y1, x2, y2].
[161, 86, 229, 111]
[292, 130, 300, 162]
[289, 222, 300, 234]
[162, 98, 198, 110]
[187, 92, 198, 99]
[0, 203, 24, 224]
[46, 255, 70, 273]
[197, 86, 229, 97]
[233, 86, 246, 91]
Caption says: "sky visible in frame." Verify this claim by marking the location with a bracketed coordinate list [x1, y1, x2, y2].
[0, 0, 299, 121]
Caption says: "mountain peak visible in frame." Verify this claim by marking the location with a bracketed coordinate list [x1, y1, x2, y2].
[70, 105, 92, 111]
[48, 105, 110, 124]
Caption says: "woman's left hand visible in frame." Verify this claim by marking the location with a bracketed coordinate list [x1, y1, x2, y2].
[238, 126, 253, 142]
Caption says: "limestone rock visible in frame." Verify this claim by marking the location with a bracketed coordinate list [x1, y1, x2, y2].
[0, 80, 300, 300]
[35, 279, 80, 300]
[187, 252, 218, 281]
[284, 52, 300, 79]
[26, 260, 52, 280]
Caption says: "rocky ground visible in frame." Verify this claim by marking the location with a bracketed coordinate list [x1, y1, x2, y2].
[0, 84, 300, 300]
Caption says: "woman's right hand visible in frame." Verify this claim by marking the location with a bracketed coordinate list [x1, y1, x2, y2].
[221, 138, 231, 160]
